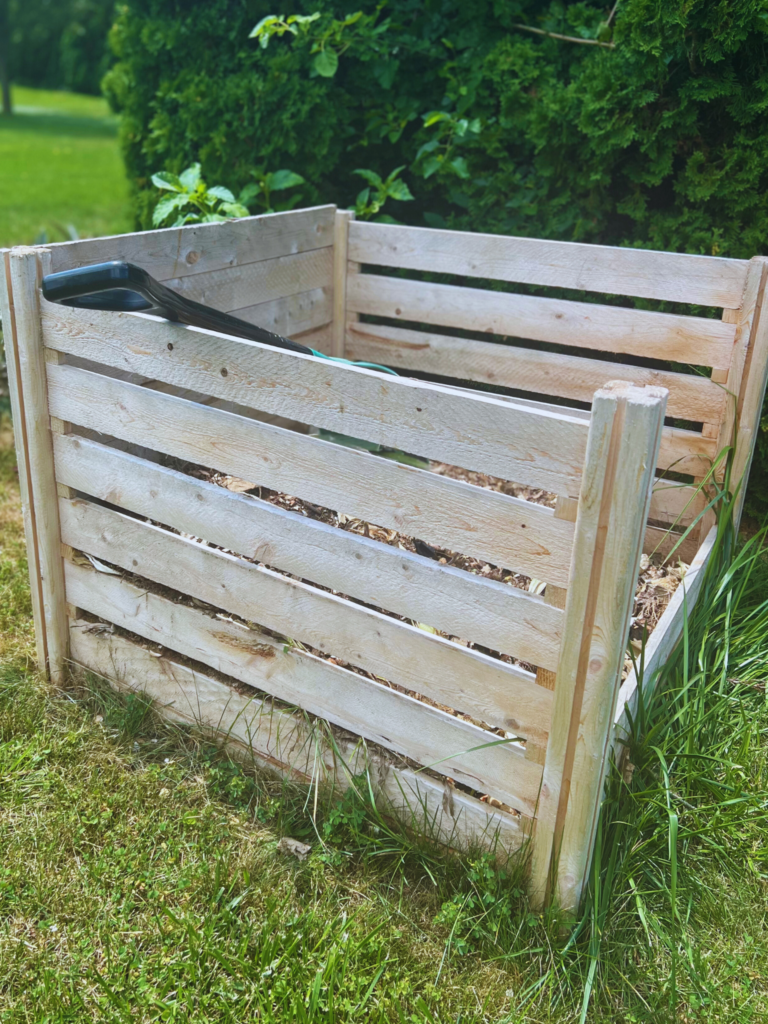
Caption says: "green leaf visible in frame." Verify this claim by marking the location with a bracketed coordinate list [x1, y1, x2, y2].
[421, 155, 441, 179]
[266, 170, 305, 191]
[353, 168, 383, 187]
[423, 212, 447, 229]
[206, 185, 235, 203]
[200, 213, 228, 223]
[151, 171, 183, 192]
[152, 193, 188, 226]
[423, 111, 450, 127]
[450, 156, 470, 179]
[219, 202, 250, 218]
[237, 183, 261, 206]
[179, 164, 202, 191]
[385, 178, 413, 202]
[313, 49, 339, 77]
[249, 15, 279, 39]
[290, 13, 321, 27]
[355, 187, 371, 207]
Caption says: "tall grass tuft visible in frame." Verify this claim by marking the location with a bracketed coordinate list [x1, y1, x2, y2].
[567, 471, 768, 1020]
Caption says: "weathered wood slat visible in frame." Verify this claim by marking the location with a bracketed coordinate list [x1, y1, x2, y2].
[42, 305, 590, 493]
[347, 273, 736, 369]
[227, 286, 333, 336]
[349, 221, 749, 308]
[60, 544, 543, 817]
[345, 321, 728, 423]
[53, 432, 563, 667]
[60, 497, 559, 737]
[70, 623, 528, 847]
[45, 368, 579, 591]
[65, 562, 546, 807]
[161, 247, 333, 313]
[46, 206, 336, 278]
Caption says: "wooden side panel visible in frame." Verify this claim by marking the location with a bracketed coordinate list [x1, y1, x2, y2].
[346, 321, 727, 423]
[227, 286, 333, 337]
[347, 274, 736, 369]
[46, 206, 337, 279]
[332, 210, 353, 358]
[53, 433, 562, 667]
[531, 382, 667, 911]
[3, 248, 68, 681]
[60, 497, 558, 740]
[60, 517, 544, 814]
[349, 221, 749, 307]
[41, 305, 590, 495]
[69, 624, 528, 852]
[46, 363, 577, 585]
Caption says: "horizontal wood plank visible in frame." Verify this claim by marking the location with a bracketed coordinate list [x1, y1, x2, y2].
[349, 221, 749, 308]
[347, 273, 736, 370]
[46, 206, 336, 279]
[42, 305, 590, 493]
[69, 624, 528, 847]
[60, 497, 560, 733]
[162, 247, 333, 313]
[229, 286, 333, 336]
[53, 432, 563, 667]
[47, 363, 577, 586]
[61, 546, 543, 816]
[346, 322, 728, 423]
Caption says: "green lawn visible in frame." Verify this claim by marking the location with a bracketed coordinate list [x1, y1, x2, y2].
[0, 86, 132, 247]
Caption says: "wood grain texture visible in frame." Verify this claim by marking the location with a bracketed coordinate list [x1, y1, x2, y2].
[347, 274, 736, 369]
[66, 563, 546, 806]
[53, 432, 563, 670]
[4, 249, 68, 681]
[349, 221, 749, 307]
[69, 623, 527, 852]
[162, 247, 333, 313]
[224, 286, 333, 336]
[332, 211, 353, 358]
[345, 321, 728, 423]
[1, 251, 47, 670]
[46, 363, 577, 585]
[46, 206, 336, 278]
[60, 519, 544, 815]
[530, 382, 667, 911]
[42, 304, 590, 494]
[60, 497, 558, 745]
[730, 258, 768, 526]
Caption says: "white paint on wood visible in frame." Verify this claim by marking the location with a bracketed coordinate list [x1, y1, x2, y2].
[349, 221, 749, 308]
[347, 273, 736, 369]
[60, 497, 559, 743]
[46, 363, 577, 584]
[69, 624, 527, 852]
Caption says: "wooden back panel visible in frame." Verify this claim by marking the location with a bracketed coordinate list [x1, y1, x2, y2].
[345, 221, 764, 543]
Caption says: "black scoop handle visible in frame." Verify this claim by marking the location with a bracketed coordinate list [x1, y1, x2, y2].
[41, 261, 314, 356]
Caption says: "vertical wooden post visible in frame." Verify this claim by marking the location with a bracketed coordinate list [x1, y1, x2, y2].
[332, 210, 355, 359]
[730, 258, 768, 528]
[1, 247, 68, 683]
[530, 381, 667, 912]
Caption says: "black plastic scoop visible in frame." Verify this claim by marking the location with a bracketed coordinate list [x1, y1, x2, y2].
[41, 260, 395, 373]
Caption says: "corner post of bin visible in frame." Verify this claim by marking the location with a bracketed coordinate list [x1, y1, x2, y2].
[1, 246, 69, 684]
[731, 256, 768, 529]
[332, 208, 355, 359]
[530, 380, 668, 913]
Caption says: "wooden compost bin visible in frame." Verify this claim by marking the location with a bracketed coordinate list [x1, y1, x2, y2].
[3, 206, 767, 912]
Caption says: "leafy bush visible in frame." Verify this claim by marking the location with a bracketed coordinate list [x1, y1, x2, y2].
[104, 0, 768, 514]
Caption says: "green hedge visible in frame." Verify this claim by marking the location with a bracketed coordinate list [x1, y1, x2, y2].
[104, 0, 768, 517]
